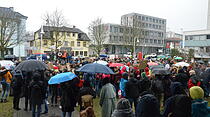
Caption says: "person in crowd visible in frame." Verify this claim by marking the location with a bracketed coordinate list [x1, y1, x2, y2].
[164, 95, 191, 117]
[50, 84, 59, 107]
[151, 75, 164, 103]
[188, 70, 201, 89]
[0, 66, 12, 103]
[175, 69, 189, 89]
[136, 94, 161, 117]
[138, 72, 151, 95]
[190, 86, 210, 117]
[12, 72, 23, 110]
[112, 98, 134, 117]
[24, 72, 32, 111]
[119, 72, 128, 98]
[60, 78, 79, 117]
[125, 73, 139, 112]
[162, 82, 190, 117]
[30, 73, 45, 117]
[78, 81, 96, 111]
[100, 78, 116, 117]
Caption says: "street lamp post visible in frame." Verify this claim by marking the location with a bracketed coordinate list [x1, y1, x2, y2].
[40, 25, 44, 61]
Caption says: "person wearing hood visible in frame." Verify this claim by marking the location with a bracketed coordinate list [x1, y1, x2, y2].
[119, 72, 128, 98]
[136, 94, 161, 117]
[100, 78, 116, 117]
[125, 73, 139, 113]
[190, 86, 210, 117]
[138, 72, 151, 95]
[162, 82, 189, 117]
[112, 98, 134, 117]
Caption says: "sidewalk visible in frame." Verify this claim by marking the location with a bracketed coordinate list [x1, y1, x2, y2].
[13, 98, 79, 117]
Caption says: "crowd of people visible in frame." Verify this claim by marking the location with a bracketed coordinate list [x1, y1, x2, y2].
[0, 57, 210, 117]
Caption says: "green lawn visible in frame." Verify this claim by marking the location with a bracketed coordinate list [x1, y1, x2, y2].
[0, 96, 13, 117]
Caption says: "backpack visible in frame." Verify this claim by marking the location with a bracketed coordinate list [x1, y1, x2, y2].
[31, 82, 43, 100]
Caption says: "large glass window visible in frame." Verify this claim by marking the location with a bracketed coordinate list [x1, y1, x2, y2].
[64, 41, 69, 46]
[77, 41, 80, 47]
[83, 42, 87, 47]
[80, 51, 83, 56]
[71, 41, 74, 47]
[84, 51, 88, 56]
[75, 51, 79, 56]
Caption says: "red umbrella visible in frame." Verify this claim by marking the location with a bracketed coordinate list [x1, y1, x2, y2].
[147, 62, 158, 66]
[109, 63, 124, 67]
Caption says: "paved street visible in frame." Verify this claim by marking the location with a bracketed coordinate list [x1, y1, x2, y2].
[13, 98, 79, 117]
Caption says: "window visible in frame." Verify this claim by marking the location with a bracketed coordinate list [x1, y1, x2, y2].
[77, 41, 80, 47]
[84, 51, 88, 56]
[114, 27, 118, 33]
[119, 36, 123, 41]
[146, 17, 148, 21]
[64, 41, 69, 46]
[58, 41, 62, 46]
[43, 40, 47, 45]
[154, 39, 157, 43]
[67, 33, 70, 37]
[110, 26, 113, 32]
[158, 40, 161, 44]
[71, 41, 74, 47]
[142, 16, 145, 21]
[51, 40, 54, 45]
[149, 24, 152, 28]
[72, 33, 75, 37]
[120, 28, 123, 33]
[145, 23, 148, 27]
[153, 19, 155, 23]
[149, 18, 152, 22]
[75, 51, 79, 56]
[83, 42, 86, 47]
[150, 39, 153, 43]
[80, 51, 83, 56]
[110, 35, 112, 42]
[145, 39, 149, 43]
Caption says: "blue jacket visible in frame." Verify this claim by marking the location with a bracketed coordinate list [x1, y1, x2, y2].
[120, 78, 128, 97]
[192, 99, 210, 117]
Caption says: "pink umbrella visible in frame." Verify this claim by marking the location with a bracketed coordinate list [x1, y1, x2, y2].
[109, 63, 124, 67]
[147, 62, 158, 66]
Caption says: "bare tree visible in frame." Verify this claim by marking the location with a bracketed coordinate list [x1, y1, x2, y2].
[43, 9, 66, 52]
[122, 15, 143, 57]
[0, 8, 26, 58]
[88, 18, 107, 56]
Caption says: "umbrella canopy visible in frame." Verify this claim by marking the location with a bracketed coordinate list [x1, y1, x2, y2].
[14, 60, 48, 72]
[120, 65, 129, 72]
[149, 64, 164, 70]
[174, 62, 190, 67]
[0, 60, 15, 70]
[152, 68, 170, 75]
[147, 62, 159, 66]
[94, 60, 108, 65]
[109, 63, 124, 67]
[48, 72, 77, 84]
[175, 57, 183, 60]
[197, 60, 205, 64]
[77, 63, 114, 74]
[157, 55, 166, 59]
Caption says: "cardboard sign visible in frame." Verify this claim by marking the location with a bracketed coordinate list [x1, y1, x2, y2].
[139, 60, 148, 70]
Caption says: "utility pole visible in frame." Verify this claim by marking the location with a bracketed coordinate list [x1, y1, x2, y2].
[40, 25, 44, 61]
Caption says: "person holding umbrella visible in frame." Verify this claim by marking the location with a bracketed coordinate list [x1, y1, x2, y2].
[30, 73, 45, 117]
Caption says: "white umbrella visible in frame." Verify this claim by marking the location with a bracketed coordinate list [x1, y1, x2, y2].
[0, 60, 15, 70]
[94, 60, 108, 65]
[175, 62, 189, 67]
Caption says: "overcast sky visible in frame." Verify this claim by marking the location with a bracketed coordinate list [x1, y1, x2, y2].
[1, 0, 209, 33]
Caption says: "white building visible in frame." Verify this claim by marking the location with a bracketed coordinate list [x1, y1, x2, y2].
[0, 7, 28, 58]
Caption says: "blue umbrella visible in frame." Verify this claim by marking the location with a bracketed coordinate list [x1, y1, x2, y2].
[77, 63, 114, 74]
[48, 72, 77, 84]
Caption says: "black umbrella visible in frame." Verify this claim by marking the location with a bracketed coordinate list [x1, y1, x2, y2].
[77, 63, 114, 74]
[152, 68, 170, 75]
[14, 60, 48, 72]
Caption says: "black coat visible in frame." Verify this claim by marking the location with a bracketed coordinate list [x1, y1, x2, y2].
[30, 80, 45, 105]
[125, 78, 139, 98]
[60, 82, 79, 112]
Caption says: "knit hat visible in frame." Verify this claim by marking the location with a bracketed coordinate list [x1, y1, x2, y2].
[190, 86, 204, 100]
